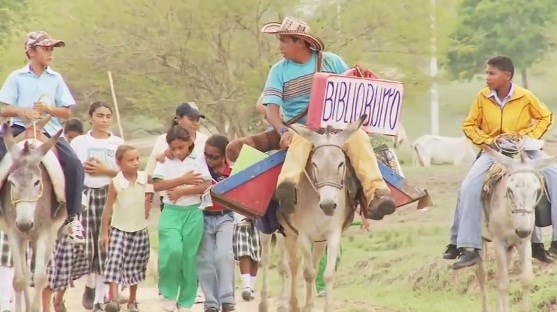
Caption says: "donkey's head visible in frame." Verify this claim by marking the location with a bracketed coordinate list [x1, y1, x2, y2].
[2, 122, 62, 233]
[485, 145, 554, 239]
[291, 115, 366, 216]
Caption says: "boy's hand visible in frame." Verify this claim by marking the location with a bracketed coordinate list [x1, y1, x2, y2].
[99, 231, 110, 251]
[180, 171, 204, 185]
[145, 193, 153, 218]
[84, 159, 109, 176]
[33, 102, 53, 114]
[156, 149, 174, 163]
[167, 188, 183, 202]
[18, 108, 40, 120]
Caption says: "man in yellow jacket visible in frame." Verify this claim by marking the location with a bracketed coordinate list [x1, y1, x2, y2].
[446, 56, 555, 269]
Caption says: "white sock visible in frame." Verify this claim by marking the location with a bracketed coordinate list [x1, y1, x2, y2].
[94, 275, 106, 304]
[241, 274, 251, 289]
[85, 273, 95, 288]
[250, 275, 257, 290]
[0, 266, 15, 308]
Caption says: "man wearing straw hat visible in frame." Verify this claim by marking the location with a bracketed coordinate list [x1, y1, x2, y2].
[227, 17, 396, 221]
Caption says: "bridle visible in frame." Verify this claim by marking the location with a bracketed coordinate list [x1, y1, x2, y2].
[304, 144, 346, 193]
[504, 169, 544, 215]
[10, 180, 44, 206]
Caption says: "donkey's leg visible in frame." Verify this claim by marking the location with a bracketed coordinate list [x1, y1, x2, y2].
[324, 232, 341, 312]
[300, 235, 317, 312]
[506, 246, 516, 274]
[279, 235, 300, 312]
[258, 233, 272, 312]
[276, 234, 290, 303]
[517, 241, 533, 312]
[29, 234, 52, 312]
[494, 240, 510, 312]
[8, 233, 28, 312]
[476, 241, 489, 312]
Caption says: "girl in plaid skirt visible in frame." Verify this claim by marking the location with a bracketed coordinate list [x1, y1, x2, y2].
[233, 216, 261, 301]
[40, 117, 88, 312]
[153, 126, 212, 312]
[69, 102, 124, 311]
[100, 145, 150, 312]
[0, 231, 15, 311]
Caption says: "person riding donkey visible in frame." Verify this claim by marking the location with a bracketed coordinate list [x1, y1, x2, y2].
[444, 56, 557, 269]
[226, 17, 396, 220]
[0, 31, 84, 243]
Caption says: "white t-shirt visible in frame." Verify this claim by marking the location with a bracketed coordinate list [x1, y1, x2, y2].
[144, 131, 208, 192]
[70, 131, 125, 188]
[152, 154, 212, 207]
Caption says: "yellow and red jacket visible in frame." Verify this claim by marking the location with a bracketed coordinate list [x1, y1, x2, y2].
[462, 85, 553, 147]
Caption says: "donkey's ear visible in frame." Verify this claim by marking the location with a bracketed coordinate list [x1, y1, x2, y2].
[336, 114, 367, 144]
[531, 155, 555, 172]
[38, 129, 62, 156]
[3, 123, 17, 155]
[289, 124, 321, 145]
[483, 144, 514, 168]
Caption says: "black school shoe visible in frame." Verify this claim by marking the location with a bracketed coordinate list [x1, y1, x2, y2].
[452, 249, 481, 270]
[547, 241, 557, 256]
[532, 243, 554, 263]
[443, 244, 460, 260]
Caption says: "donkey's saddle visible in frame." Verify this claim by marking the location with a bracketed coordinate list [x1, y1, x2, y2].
[0, 139, 66, 203]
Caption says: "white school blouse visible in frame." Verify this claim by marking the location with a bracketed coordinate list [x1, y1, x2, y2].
[152, 155, 212, 207]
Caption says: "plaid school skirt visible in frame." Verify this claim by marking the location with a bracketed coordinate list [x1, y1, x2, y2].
[0, 231, 12, 267]
[47, 237, 90, 291]
[104, 227, 150, 286]
[233, 221, 261, 262]
[0, 231, 31, 268]
[81, 186, 109, 274]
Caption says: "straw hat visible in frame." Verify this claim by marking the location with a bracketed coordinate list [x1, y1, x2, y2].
[261, 17, 325, 51]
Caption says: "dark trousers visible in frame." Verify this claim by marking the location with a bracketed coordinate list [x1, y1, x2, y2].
[0, 125, 84, 217]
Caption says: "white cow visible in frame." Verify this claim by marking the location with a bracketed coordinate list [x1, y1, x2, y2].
[412, 135, 477, 167]
[393, 124, 408, 149]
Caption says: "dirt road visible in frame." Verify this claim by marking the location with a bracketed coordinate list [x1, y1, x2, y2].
[60, 278, 272, 311]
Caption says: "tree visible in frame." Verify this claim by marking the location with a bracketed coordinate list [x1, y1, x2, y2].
[445, 0, 557, 88]
[9, 0, 457, 138]
[0, 0, 28, 45]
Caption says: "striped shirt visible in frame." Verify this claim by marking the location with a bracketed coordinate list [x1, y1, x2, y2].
[263, 51, 349, 125]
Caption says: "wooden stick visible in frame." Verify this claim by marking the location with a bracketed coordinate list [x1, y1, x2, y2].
[107, 71, 125, 140]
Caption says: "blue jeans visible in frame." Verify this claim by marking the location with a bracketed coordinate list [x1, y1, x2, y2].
[197, 212, 235, 309]
[453, 151, 557, 249]
[0, 125, 84, 217]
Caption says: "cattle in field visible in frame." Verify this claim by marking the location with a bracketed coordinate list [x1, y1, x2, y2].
[412, 135, 477, 167]
[393, 124, 408, 149]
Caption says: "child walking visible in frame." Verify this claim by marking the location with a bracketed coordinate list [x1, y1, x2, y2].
[70, 102, 124, 311]
[234, 216, 261, 301]
[153, 126, 212, 312]
[100, 145, 151, 312]
[197, 134, 235, 312]
[63, 118, 84, 143]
